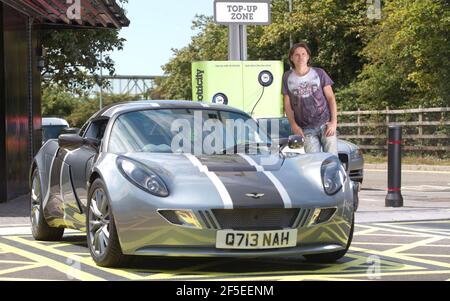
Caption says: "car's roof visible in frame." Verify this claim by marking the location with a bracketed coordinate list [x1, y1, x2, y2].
[42, 117, 69, 126]
[93, 100, 248, 119]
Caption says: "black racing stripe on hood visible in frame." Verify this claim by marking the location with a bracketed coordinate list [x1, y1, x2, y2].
[196, 155, 257, 172]
[215, 171, 285, 209]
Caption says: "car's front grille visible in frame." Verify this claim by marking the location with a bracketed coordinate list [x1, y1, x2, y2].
[338, 154, 349, 171]
[350, 169, 363, 181]
[200, 208, 311, 231]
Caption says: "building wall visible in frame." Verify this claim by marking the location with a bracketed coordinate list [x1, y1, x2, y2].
[0, 3, 5, 202]
[0, 3, 41, 202]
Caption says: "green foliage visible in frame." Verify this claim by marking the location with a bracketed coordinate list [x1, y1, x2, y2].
[41, 0, 129, 93]
[154, 0, 449, 111]
[42, 86, 142, 129]
[42, 85, 79, 117]
[67, 93, 142, 128]
[155, 0, 368, 100]
[340, 0, 450, 110]
[154, 15, 228, 100]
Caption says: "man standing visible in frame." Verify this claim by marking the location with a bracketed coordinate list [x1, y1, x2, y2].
[282, 42, 338, 155]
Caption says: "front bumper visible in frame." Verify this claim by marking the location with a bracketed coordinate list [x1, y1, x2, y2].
[348, 156, 364, 183]
[116, 206, 353, 257]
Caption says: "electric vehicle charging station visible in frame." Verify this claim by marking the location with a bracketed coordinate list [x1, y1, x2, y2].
[191, 60, 284, 118]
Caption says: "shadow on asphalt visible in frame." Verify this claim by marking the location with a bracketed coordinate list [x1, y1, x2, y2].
[56, 235, 354, 274]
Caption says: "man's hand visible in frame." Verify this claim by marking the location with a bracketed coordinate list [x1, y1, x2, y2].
[325, 121, 337, 137]
[292, 125, 305, 138]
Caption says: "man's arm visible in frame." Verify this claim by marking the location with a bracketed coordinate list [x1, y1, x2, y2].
[323, 85, 338, 137]
[284, 95, 304, 137]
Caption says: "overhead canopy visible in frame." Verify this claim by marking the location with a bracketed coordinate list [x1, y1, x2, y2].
[1, 0, 129, 29]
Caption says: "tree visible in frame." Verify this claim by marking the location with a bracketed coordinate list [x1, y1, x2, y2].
[154, 0, 369, 100]
[154, 15, 228, 100]
[339, 0, 450, 110]
[41, 0, 128, 93]
[42, 84, 79, 117]
[67, 93, 142, 128]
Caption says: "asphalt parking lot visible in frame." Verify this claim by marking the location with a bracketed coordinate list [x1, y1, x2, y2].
[0, 169, 449, 281]
[0, 220, 449, 281]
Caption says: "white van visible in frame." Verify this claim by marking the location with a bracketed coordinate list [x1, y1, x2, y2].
[42, 117, 70, 143]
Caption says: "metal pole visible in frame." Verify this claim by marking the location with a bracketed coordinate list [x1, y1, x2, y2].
[228, 24, 247, 61]
[386, 126, 404, 207]
[228, 24, 240, 60]
[99, 52, 103, 110]
[288, 0, 293, 47]
[240, 25, 248, 61]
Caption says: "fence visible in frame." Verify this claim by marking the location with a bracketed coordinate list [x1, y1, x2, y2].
[337, 106, 450, 153]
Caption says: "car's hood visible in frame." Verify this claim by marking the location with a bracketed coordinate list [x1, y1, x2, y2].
[337, 139, 357, 153]
[124, 152, 284, 174]
[108, 152, 343, 209]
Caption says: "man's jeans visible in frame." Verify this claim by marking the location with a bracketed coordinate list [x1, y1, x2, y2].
[303, 124, 338, 155]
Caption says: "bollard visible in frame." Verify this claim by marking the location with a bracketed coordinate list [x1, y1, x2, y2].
[385, 126, 404, 207]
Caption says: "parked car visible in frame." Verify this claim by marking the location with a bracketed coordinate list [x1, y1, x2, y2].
[42, 117, 69, 144]
[30, 100, 358, 267]
[258, 117, 364, 184]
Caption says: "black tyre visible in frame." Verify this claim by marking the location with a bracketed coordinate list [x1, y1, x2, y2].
[30, 169, 64, 241]
[86, 178, 128, 267]
[303, 213, 354, 263]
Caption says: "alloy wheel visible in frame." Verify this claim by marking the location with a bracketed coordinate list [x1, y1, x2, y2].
[88, 188, 111, 257]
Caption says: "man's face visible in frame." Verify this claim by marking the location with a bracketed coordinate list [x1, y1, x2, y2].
[291, 47, 310, 68]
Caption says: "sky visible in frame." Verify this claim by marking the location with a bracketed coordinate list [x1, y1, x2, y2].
[110, 0, 214, 76]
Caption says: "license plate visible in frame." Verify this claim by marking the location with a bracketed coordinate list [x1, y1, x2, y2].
[216, 229, 298, 250]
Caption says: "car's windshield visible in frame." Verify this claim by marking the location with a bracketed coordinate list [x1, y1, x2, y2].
[108, 109, 272, 154]
[261, 118, 292, 140]
[42, 125, 68, 141]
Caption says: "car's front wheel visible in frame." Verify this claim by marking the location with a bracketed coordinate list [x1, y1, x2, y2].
[303, 213, 354, 263]
[30, 169, 64, 241]
[87, 178, 128, 267]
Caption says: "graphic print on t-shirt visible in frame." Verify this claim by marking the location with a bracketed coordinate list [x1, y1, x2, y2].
[286, 68, 330, 128]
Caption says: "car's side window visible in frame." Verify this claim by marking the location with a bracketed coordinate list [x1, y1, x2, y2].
[84, 119, 109, 140]
[79, 122, 89, 137]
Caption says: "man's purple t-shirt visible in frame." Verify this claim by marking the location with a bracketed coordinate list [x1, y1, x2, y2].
[282, 68, 334, 129]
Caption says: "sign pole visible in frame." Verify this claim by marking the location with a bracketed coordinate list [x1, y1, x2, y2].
[228, 24, 240, 60]
[240, 25, 248, 61]
[215, 0, 271, 61]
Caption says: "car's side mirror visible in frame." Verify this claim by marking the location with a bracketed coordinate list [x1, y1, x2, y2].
[85, 137, 101, 150]
[62, 127, 80, 135]
[278, 138, 288, 148]
[278, 135, 304, 150]
[58, 134, 85, 150]
[288, 135, 304, 149]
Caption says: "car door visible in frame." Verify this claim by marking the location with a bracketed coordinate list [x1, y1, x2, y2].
[61, 118, 109, 227]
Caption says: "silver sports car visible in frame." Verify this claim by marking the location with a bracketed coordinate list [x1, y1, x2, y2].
[30, 100, 358, 267]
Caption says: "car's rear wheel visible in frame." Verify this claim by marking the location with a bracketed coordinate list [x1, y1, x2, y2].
[31, 169, 64, 241]
[303, 213, 354, 263]
[87, 178, 128, 267]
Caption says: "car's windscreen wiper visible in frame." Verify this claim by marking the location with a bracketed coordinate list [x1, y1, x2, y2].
[220, 142, 273, 154]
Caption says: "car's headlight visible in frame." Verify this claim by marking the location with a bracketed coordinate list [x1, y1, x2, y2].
[321, 158, 346, 195]
[117, 156, 169, 197]
[350, 148, 363, 160]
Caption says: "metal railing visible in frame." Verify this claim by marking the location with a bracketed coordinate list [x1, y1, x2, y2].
[88, 75, 162, 98]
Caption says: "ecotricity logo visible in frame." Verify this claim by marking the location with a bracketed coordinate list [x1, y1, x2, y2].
[195, 69, 205, 101]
